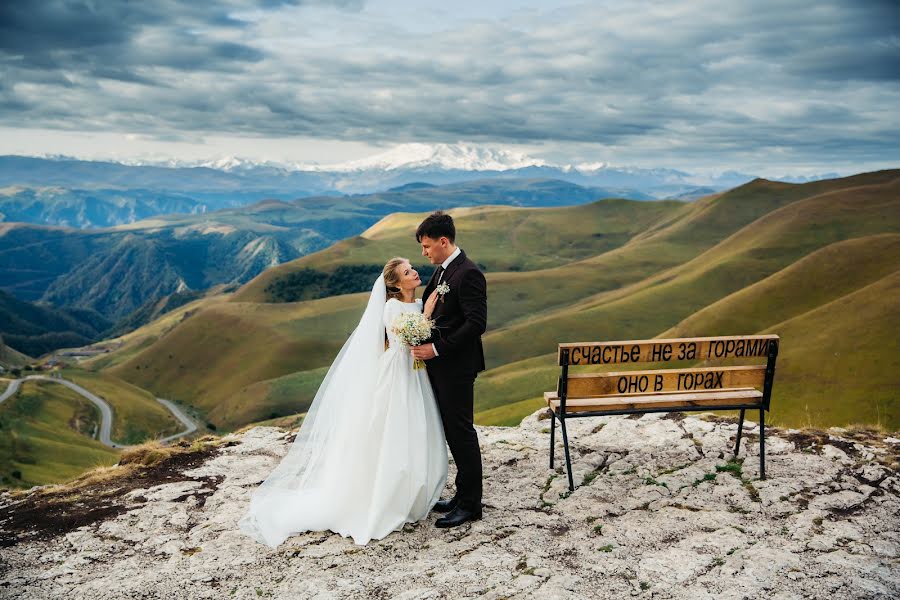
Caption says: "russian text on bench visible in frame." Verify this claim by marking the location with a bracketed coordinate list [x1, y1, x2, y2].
[546, 335, 779, 491]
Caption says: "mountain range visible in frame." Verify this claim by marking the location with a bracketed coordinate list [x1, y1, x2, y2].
[1, 146, 840, 230]
[0, 178, 654, 326]
[1, 168, 897, 490]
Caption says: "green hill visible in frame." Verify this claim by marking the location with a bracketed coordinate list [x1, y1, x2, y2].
[91, 170, 899, 432]
[101, 198, 688, 428]
[105, 293, 368, 429]
[0, 289, 112, 357]
[1, 334, 32, 368]
[760, 269, 899, 429]
[663, 234, 900, 337]
[0, 380, 120, 489]
[232, 199, 685, 303]
[481, 175, 900, 366]
[471, 176, 900, 427]
[59, 369, 186, 444]
[465, 173, 899, 332]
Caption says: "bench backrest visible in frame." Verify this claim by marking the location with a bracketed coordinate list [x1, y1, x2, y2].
[556, 335, 779, 408]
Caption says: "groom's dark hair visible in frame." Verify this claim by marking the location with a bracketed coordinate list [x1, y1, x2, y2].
[416, 211, 455, 243]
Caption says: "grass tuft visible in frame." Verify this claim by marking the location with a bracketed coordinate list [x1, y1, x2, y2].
[692, 473, 717, 487]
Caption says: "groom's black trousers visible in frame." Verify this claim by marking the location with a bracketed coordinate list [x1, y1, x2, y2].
[430, 370, 482, 510]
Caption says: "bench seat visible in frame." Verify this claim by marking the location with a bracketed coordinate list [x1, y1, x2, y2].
[545, 387, 763, 413]
[546, 335, 779, 491]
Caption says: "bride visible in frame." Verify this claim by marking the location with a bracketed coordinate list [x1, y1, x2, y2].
[238, 257, 448, 548]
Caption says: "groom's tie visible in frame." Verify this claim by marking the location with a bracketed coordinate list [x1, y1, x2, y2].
[435, 265, 445, 285]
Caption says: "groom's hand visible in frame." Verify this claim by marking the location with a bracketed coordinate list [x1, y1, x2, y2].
[411, 344, 437, 360]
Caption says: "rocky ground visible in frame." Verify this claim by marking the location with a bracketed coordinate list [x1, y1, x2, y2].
[1, 409, 898, 599]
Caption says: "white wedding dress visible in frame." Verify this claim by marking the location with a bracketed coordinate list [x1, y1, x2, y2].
[239, 277, 448, 548]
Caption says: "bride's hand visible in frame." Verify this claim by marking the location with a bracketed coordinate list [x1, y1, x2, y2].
[424, 291, 438, 319]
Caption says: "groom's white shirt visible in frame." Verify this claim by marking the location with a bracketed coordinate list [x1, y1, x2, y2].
[430, 246, 461, 356]
[438, 246, 461, 282]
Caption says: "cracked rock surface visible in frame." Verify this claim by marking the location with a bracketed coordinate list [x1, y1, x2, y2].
[1, 410, 898, 599]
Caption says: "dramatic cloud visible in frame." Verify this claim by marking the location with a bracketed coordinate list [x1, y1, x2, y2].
[1, 0, 898, 172]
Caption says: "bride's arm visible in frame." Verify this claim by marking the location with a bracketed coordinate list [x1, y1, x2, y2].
[382, 299, 402, 349]
[423, 292, 438, 319]
[383, 298, 401, 329]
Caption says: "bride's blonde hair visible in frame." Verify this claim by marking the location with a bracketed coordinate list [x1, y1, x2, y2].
[382, 257, 407, 302]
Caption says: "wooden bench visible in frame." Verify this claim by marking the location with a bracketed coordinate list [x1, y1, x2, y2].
[545, 335, 779, 491]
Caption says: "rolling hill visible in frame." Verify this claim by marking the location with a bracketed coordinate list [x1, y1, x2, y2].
[0, 335, 31, 369]
[104, 292, 384, 429]
[90, 198, 686, 429]
[3, 168, 897, 489]
[58, 369, 186, 444]
[0, 380, 120, 488]
[755, 269, 899, 429]
[232, 199, 686, 303]
[468, 174, 900, 423]
[0, 178, 646, 330]
[480, 174, 900, 367]
[0, 289, 112, 357]
[82, 169, 900, 433]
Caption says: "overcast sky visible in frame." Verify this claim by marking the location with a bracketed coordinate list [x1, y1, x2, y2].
[1, 0, 898, 174]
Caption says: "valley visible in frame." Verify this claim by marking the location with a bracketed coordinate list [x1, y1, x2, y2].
[1, 169, 898, 488]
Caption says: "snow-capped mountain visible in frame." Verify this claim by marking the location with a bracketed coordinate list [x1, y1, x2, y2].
[181, 143, 775, 192]
[113, 143, 550, 174]
[0, 144, 840, 201]
[310, 143, 550, 172]
[197, 156, 278, 172]
[182, 143, 697, 183]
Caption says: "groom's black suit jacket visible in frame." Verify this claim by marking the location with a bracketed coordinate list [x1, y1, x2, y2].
[422, 249, 487, 377]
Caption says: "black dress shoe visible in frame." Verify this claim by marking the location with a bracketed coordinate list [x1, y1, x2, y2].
[435, 505, 482, 528]
[432, 497, 459, 513]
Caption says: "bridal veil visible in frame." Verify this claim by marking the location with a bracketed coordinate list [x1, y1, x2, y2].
[238, 274, 389, 546]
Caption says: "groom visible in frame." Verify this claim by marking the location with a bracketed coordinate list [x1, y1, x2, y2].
[412, 211, 487, 528]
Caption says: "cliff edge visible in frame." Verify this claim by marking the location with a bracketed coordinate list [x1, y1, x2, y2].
[1, 410, 898, 599]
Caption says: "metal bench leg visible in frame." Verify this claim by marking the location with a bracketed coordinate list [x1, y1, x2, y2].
[759, 408, 766, 480]
[549, 411, 556, 469]
[734, 409, 745, 458]
[559, 415, 575, 491]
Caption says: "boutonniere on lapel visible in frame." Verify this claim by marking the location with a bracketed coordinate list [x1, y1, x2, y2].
[435, 282, 450, 302]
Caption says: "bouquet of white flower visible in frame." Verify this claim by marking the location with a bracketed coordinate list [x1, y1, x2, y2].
[391, 311, 435, 369]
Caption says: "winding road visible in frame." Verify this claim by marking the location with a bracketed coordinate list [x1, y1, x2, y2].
[0, 374, 199, 449]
